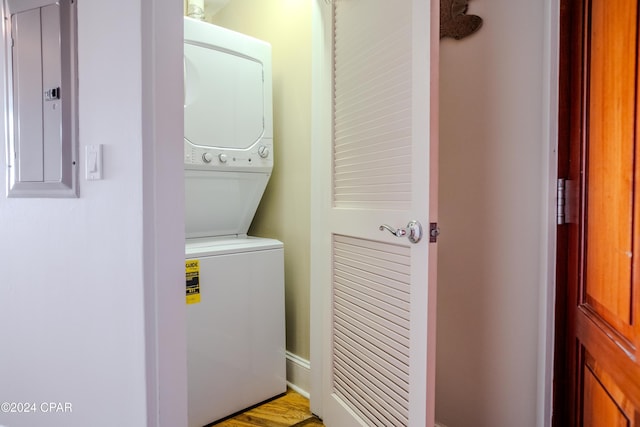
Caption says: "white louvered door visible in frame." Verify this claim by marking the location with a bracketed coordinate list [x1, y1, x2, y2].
[315, 0, 438, 426]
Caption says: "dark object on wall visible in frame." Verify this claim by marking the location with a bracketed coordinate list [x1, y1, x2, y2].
[440, 0, 483, 40]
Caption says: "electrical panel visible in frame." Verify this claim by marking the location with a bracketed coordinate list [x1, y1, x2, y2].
[4, 0, 78, 197]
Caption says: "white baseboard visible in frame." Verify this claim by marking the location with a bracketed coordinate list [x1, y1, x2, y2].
[286, 351, 311, 399]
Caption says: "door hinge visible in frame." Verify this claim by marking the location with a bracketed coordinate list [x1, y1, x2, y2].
[557, 178, 577, 225]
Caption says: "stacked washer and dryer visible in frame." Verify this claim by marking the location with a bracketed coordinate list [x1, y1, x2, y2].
[183, 17, 286, 427]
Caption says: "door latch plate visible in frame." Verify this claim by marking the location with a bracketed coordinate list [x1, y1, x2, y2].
[429, 222, 440, 243]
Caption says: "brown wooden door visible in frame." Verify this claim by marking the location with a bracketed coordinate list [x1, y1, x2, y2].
[555, 0, 640, 425]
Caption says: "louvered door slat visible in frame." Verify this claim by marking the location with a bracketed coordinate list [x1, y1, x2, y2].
[334, 327, 410, 376]
[333, 233, 411, 426]
[334, 250, 410, 277]
[333, 0, 412, 210]
[334, 272, 410, 309]
[334, 269, 410, 301]
[334, 351, 409, 425]
[334, 290, 410, 335]
[333, 375, 393, 427]
[334, 346, 409, 410]
[334, 165, 410, 181]
[334, 242, 410, 267]
[335, 297, 410, 347]
[333, 333, 410, 388]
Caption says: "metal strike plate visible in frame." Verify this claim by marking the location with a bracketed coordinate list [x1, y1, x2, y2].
[429, 222, 440, 243]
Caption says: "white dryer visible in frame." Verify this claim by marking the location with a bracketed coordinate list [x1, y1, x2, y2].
[183, 17, 286, 427]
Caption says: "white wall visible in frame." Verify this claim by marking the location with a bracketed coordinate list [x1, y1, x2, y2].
[435, 0, 547, 425]
[0, 1, 186, 426]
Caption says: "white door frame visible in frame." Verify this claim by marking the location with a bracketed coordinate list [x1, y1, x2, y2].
[538, 0, 560, 426]
[309, 0, 332, 416]
[141, 1, 188, 426]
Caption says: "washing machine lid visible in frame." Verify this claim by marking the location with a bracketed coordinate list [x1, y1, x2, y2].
[184, 18, 272, 151]
[185, 236, 283, 257]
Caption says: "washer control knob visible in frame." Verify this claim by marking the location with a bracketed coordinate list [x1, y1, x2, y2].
[202, 152, 213, 163]
[258, 145, 270, 158]
[218, 153, 228, 163]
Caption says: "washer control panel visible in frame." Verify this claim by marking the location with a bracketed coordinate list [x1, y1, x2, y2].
[184, 139, 273, 171]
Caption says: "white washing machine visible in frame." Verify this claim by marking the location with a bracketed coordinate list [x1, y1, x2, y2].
[183, 17, 286, 427]
[185, 237, 285, 426]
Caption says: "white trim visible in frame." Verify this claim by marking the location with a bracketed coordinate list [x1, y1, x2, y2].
[538, 0, 559, 426]
[287, 382, 311, 400]
[309, 0, 332, 418]
[141, 1, 188, 426]
[286, 351, 311, 399]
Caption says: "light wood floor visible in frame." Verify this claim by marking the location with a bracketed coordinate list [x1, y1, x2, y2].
[211, 389, 324, 427]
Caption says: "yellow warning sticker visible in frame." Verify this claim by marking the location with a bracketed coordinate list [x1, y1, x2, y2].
[186, 259, 200, 305]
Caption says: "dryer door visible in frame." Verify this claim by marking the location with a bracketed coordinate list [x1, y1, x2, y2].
[184, 42, 265, 151]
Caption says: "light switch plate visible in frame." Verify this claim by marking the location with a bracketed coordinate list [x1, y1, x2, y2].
[86, 144, 103, 180]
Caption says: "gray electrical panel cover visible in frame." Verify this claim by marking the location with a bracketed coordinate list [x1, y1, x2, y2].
[4, 0, 78, 197]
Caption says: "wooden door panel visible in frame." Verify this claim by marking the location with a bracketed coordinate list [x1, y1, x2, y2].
[584, 0, 637, 335]
[556, 0, 640, 424]
[577, 313, 640, 415]
[582, 353, 630, 427]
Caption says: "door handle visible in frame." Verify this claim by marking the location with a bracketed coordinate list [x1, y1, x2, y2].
[379, 220, 423, 244]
